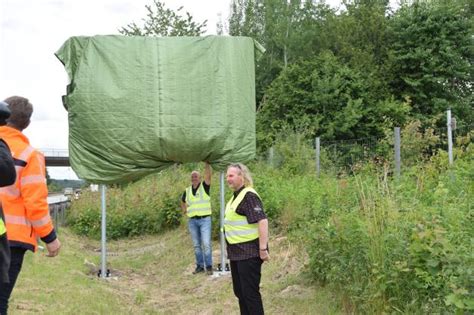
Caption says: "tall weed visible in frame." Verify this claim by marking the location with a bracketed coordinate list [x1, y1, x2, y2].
[67, 167, 185, 239]
[66, 133, 473, 313]
[305, 145, 473, 313]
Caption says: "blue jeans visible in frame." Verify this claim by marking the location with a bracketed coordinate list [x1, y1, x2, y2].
[188, 216, 212, 269]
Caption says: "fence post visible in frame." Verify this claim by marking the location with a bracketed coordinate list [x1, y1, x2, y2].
[394, 127, 401, 178]
[62, 203, 66, 225]
[53, 205, 58, 232]
[315, 137, 320, 177]
[268, 146, 274, 167]
[447, 109, 453, 165]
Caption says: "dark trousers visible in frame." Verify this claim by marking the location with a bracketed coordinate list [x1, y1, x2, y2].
[0, 248, 26, 315]
[0, 234, 9, 284]
[230, 257, 264, 315]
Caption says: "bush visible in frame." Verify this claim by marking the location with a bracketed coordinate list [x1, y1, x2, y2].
[67, 168, 186, 240]
[304, 147, 473, 313]
[66, 134, 473, 313]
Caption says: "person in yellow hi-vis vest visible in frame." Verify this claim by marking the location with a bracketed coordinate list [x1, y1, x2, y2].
[0, 101, 16, 285]
[180, 162, 213, 275]
[225, 163, 269, 315]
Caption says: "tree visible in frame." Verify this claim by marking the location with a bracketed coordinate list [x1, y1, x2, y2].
[46, 168, 51, 185]
[221, 0, 473, 156]
[227, 0, 335, 107]
[388, 0, 473, 125]
[119, 0, 207, 36]
[256, 51, 409, 147]
[325, 0, 391, 69]
[216, 13, 224, 35]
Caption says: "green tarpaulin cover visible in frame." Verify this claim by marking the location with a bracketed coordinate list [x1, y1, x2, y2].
[56, 35, 257, 184]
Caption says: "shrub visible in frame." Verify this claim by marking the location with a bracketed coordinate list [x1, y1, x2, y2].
[66, 134, 473, 313]
[304, 147, 473, 313]
[67, 168, 186, 240]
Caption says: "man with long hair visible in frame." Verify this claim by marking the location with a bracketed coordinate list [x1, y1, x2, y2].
[225, 163, 269, 315]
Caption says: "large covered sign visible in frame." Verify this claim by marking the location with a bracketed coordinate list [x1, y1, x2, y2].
[56, 35, 257, 184]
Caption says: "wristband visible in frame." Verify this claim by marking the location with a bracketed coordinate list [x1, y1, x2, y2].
[260, 248, 268, 251]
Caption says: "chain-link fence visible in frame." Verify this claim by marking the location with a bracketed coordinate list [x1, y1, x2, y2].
[320, 136, 381, 176]
[265, 112, 473, 177]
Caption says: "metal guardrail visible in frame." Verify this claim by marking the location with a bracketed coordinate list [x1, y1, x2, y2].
[48, 194, 70, 230]
[39, 148, 69, 157]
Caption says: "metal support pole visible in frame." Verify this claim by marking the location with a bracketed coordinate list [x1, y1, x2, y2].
[100, 184, 107, 279]
[394, 127, 401, 178]
[215, 171, 229, 277]
[315, 137, 320, 177]
[447, 109, 453, 165]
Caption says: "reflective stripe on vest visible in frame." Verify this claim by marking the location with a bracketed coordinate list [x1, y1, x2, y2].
[5, 213, 51, 227]
[0, 186, 20, 198]
[21, 175, 45, 186]
[0, 146, 31, 198]
[224, 187, 259, 244]
[1, 144, 33, 187]
[186, 183, 211, 217]
[18, 145, 35, 161]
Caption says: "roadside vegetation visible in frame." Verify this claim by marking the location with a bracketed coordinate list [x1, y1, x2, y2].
[18, 0, 471, 313]
[63, 126, 474, 314]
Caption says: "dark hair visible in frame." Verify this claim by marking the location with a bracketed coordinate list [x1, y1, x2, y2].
[3, 96, 33, 130]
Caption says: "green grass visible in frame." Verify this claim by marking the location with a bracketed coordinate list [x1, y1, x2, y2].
[9, 226, 341, 314]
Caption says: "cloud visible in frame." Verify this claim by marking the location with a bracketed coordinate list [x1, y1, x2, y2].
[0, 0, 230, 179]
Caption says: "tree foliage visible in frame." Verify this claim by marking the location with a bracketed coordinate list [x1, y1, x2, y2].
[225, 0, 473, 144]
[228, 0, 336, 106]
[119, 0, 207, 36]
[388, 0, 473, 124]
[257, 51, 409, 147]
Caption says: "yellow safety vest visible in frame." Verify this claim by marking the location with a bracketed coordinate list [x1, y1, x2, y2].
[0, 218, 5, 235]
[0, 203, 5, 235]
[185, 183, 211, 218]
[224, 187, 260, 244]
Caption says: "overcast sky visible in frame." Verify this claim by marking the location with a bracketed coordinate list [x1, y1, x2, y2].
[0, 0, 377, 180]
[0, 0, 233, 179]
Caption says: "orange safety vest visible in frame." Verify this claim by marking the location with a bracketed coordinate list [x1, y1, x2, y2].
[0, 126, 54, 251]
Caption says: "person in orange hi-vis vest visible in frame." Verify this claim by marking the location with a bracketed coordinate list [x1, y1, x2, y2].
[0, 96, 61, 314]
